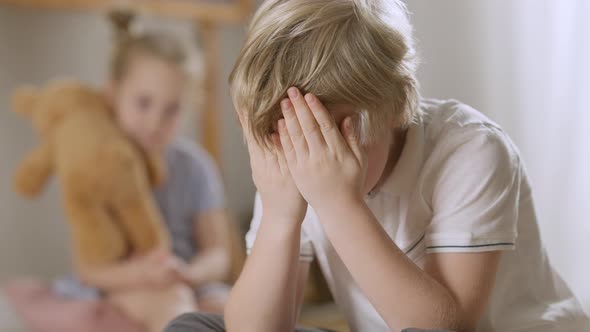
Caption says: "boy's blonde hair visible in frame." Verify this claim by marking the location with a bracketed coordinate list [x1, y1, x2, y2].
[108, 11, 186, 81]
[230, 0, 420, 144]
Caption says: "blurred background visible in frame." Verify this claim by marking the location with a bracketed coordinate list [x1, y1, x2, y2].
[0, 0, 588, 325]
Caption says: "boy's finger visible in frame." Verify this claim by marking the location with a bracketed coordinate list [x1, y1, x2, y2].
[272, 133, 290, 174]
[304, 93, 346, 151]
[281, 97, 308, 156]
[278, 118, 297, 164]
[287, 88, 326, 150]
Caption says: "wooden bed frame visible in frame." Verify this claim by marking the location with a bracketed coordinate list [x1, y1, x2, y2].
[0, 0, 253, 23]
[0, 0, 254, 164]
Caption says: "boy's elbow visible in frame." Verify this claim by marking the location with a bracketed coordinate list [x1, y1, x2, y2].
[393, 296, 468, 332]
[223, 293, 241, 331]
[224, 299, 295, 332]
[435, 298, 473, 332]
[224, 298, 259, 332]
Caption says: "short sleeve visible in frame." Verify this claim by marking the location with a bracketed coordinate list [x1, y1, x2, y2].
[245, 193, 315, 262]
[425, 126, 521, 253]
[183, 143, 225, 216]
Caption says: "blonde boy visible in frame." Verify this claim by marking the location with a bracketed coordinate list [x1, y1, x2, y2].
[166, 0, 589, 331]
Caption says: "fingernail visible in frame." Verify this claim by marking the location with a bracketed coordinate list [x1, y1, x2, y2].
[304, 93, 314, 103]
[280, 99, 290, 111]
[287, 87, 299, 99]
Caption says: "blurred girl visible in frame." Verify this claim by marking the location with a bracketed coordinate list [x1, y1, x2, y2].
[5, 12, 232, 332]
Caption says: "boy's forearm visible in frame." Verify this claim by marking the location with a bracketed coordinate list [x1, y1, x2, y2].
[225, 215, 302, 332]
[316, 199, 462, 331]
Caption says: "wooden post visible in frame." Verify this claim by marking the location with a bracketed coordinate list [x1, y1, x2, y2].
[0, 0, 251, 23]
[198, 21, 222, 166]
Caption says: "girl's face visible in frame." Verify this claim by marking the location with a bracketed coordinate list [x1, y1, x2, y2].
[109, 54, 186, 152]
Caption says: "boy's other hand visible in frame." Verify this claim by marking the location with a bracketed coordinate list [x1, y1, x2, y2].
[238, 111, 307, 224]
[279, 87, 367, 213]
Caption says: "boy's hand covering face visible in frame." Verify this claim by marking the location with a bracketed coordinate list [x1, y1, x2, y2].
[278, 87, 367, 212]
[238, 110, 307, 224]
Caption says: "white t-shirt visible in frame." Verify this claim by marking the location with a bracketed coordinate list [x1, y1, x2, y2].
[246, 99, 590, 332]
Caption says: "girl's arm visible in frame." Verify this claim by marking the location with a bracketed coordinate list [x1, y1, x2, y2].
[75, 248, 183, 292]
[75, 257, 146, 291]
[182, 209, 232, 288]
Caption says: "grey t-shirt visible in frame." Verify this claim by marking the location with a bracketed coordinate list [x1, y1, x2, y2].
[155, 139, 225, 262]
[54, 139, 225, 298]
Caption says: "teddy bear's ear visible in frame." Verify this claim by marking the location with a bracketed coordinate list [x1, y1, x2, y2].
[12, 86, 39, 116]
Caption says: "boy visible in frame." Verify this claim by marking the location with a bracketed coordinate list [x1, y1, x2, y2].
[166, 0, 590, 331]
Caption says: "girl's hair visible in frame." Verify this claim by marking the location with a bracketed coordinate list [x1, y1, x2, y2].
[229, 0, 420, 145]
[108, 10, 186, 81]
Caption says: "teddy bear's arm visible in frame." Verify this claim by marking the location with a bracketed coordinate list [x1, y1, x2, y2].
[113, 190, 171, 255]
[14, 143, 53, 197]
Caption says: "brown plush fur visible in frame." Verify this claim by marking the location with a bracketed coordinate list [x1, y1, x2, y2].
[12, 80, 170, 267]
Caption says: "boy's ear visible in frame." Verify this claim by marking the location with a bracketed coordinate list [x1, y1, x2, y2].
[11, 86, 39, 116]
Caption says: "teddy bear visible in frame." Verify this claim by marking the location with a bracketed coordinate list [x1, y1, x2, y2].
[11, 79, 170, 267]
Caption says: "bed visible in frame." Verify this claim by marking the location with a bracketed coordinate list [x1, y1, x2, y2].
[0, 292, 26, 332]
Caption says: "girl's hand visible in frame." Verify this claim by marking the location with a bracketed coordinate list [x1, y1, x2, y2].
[135, 248, 187, 288]
[239, 111, 307, 224]
[278, 88, 367, 214]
